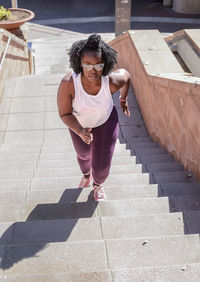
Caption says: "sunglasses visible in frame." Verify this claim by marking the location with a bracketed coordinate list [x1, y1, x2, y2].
[81, 63, 104, 71]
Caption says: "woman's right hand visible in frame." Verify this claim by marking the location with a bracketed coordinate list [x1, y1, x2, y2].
[78, 128, 93, 144]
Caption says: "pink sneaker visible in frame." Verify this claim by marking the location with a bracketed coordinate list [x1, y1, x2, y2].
[93, 184, 107, 201]
[78, 174, 92, 188]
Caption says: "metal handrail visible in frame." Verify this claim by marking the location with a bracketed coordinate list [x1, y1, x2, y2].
[0, 30, 35, 74]
[0, 34, 12, 72]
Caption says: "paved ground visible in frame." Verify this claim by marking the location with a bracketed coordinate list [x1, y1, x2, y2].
[2, 0, 200, 33]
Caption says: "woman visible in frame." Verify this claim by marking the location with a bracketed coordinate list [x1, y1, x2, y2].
[57, 34, 130, 201]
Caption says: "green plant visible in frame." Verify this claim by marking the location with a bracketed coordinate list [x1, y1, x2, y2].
[0, 6, 13, 20]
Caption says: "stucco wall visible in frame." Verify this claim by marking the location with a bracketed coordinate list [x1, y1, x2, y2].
[173, 0, 200, 14]
[110, 31, 200, 179]
[0, 29, 30, 102]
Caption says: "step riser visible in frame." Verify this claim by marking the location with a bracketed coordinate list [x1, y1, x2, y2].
[37, 158, 137, 167]
[1, 236, 200, 275]
[0, 271, 112, 282]
[34, 165, 143, 178]
[106, 236, 200, 270]
[0, 214, 191, 246]
[31, 174, 150, 190]
[0, 158, 138, 170]
[0, 197, 174, 222]
[112, 264, 200, 282]
[2, 266, 200, 282]
[140, 155, 174, 163]
[1, 185, 200, 205]
[0, 150, 131, 161]
[0, 143, 126, 153]
[0, 165, 143, 179]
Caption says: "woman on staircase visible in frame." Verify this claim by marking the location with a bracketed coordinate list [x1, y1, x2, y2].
[57, 33, 130, 201]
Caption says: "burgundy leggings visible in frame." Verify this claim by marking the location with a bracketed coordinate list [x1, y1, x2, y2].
[69, 107, 119, 185]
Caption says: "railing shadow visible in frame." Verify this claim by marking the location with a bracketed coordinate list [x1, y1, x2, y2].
[0, 187, 98, 270]
[116, 86, 200, 237]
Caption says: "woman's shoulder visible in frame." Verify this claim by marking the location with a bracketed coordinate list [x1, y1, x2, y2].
[61, 71, 74, 85]
[109, 68, 130, 83]
[108, 68, 130, 94]
[58, 71, 76, 97]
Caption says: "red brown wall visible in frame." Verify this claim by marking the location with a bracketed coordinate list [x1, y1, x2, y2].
[110, 31, 200, 178]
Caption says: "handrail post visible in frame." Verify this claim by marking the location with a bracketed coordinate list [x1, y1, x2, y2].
[0, 35, 12, 72]
[11, 0, 18, 8]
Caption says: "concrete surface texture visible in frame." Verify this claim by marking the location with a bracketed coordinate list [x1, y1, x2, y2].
[0, 0, 200, 280]
[110, 29, 200, 179]
[166, 29, 200, 77]
[0, 21, 200, 280]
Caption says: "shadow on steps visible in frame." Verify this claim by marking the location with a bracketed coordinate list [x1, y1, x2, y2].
[115, 86, 200, 238]
[0, 188, 98, 270]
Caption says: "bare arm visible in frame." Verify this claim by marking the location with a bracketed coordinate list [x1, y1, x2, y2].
[57, 74, 93, 144]
[109, 68, 131, 116]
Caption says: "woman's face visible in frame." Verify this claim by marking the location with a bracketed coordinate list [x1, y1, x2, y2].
[81, 51, 104, 83]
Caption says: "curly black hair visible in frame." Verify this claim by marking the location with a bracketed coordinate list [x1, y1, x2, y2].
[68, 34, 117, 76]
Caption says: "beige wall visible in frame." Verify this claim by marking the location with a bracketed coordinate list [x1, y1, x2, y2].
[0, 29, 30, 102]
[173, 0, 200, 14]
[110, 31, 200, 179]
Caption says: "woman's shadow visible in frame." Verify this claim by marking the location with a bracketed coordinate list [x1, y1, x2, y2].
[0, 187, 98, 270]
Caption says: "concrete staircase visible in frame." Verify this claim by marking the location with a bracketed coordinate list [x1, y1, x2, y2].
[0, 29, 200, 281]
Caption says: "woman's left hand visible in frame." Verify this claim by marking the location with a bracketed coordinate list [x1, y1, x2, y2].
[120, 100, 130, 116]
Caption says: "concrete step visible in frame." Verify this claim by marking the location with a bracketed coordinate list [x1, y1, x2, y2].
[112, 263, 200, 282]
[10, 185, 161, 204]
[38, 156, 136, 166]
[0, 149, 131, 162]
[134, 147, 167, 156]
[125, 137, 156, 144]
[0, 156, 138, 171]
[1, 235, 200, 275]
[0, 196, 178, 222]
[161, 183, 200, 196]
[1, 139, 123, 150]
[0, 153, 40, 162]
[106, 235, 200, 270]
[152, 171, 196, 184]
[2, 240, 108, 275]
[140, 154, 174, 163]
[129, 141, 159, 149]
[0, 271, 112, 282]
[0, 179, 30, 191]
[0, 161, 37, 170]
[101, 212, 199, 239]
[38, 150, 131, 161]
[0, 196, 173, 221]
[0, 164, 143, 179]
[169, 194, 200, 213]
[34, 165, 143, 178]
[2, 264, 200, 282]
[0, 212, 196, 246]
[146, 162, 184, 172]
[0, 142, 126, 154]
[0, 169, 33, 179]
[31, 173, 150, 190]
[1, 182, 200, 205]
